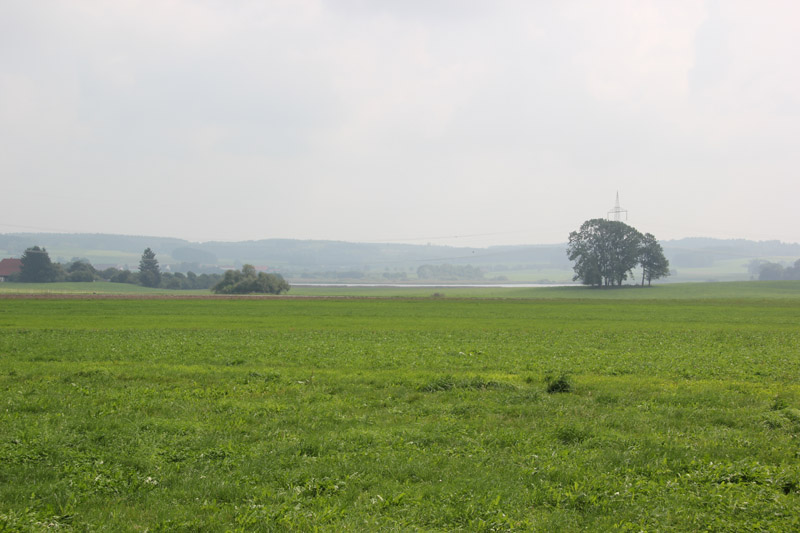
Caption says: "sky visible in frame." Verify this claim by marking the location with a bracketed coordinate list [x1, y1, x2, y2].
[2, 0, 799, 247]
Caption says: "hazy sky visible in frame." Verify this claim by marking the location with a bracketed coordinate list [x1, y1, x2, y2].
[2, 1, 799, 247]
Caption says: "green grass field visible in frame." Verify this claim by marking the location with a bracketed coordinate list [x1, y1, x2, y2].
[1, 284, 799, 530]
[4, 279, 800, 300]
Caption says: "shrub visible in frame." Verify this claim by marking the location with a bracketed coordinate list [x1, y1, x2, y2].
[212, 265, 289, 295]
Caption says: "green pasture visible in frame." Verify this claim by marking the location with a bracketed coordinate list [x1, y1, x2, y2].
[1, 287, 799, 531]
[3, 279, 800, 300]
[668, 258, 751, 283]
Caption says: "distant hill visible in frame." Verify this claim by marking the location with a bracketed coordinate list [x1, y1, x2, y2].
[662, 238, 800, 270]
[0, 233, 571, 270]
[1, 232, 798, 283]
[664, 237, 800, 256]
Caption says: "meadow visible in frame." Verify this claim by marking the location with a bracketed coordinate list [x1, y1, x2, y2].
[1, 283, 799, 531]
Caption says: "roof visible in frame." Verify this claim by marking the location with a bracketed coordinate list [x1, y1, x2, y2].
[0, 258, 22, 277]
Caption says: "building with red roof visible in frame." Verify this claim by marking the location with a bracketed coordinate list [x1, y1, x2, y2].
[0, 258, 22, 281]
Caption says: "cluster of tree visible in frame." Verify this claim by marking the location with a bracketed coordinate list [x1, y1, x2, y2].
[113, 248, 223, 289]
[416, 264, 484, 281]
[106, 268, 223, 290]
[15, 247, 103, 283]
[14, 246, 222, 289]
[757, 259, 800, 281]
[212, 265, 290, 294]
[567, 219, 670, 287]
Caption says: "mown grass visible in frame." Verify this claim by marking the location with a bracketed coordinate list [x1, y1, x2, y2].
[1, 290, 799, 531]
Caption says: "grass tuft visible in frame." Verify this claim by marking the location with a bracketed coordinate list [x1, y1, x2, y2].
[418, 375, 510, 392]
[545, 373, 573, 394]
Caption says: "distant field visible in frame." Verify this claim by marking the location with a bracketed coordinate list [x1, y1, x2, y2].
[668, 257, 751, 282]
[483, 267, 574, 284]
[1, 285, 799, 530]
[3, 280, 800, 300]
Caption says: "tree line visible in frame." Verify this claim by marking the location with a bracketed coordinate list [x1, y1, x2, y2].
[567, 219, 670, 287]
[14, 246, 223, 289]
[756, 259, 800, 281]
[416, 264, 484, 281]
[13, 246, 289, 294]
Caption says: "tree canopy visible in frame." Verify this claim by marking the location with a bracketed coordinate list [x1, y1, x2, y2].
[416, 264, 484, 281]
[212, 265, 290, 295]
[567, 219, 669, 287]
[19, 246, 60, 282]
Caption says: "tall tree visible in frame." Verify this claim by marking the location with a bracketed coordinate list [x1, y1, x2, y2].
[19, 246, 59, 282]
[138, 248, 161, 287]
[567, 219, 643, 287]
[639, 233, 670, 286]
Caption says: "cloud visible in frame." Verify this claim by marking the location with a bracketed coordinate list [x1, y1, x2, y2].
[1, 0, 799, 245]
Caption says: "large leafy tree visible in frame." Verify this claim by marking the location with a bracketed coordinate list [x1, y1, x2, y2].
[138, 248, 161, 288]
[212, 264, 290, 294]
[639, 233, 670, 286]
[19, 246, 60, 282]
[567, 219, 644, 287]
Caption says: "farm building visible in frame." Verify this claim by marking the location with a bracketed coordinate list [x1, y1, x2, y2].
[0, 258, 22, 281]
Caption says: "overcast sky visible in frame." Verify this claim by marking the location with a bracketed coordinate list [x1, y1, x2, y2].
[2, 1, 799, 247]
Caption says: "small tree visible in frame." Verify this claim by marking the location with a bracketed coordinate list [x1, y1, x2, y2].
[19, 246, 59, 282]
[67, 259, 98, 282]
[138, 248, 161, 288]
[101, 267, 121, 281]
[639, 233, 670, 286]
